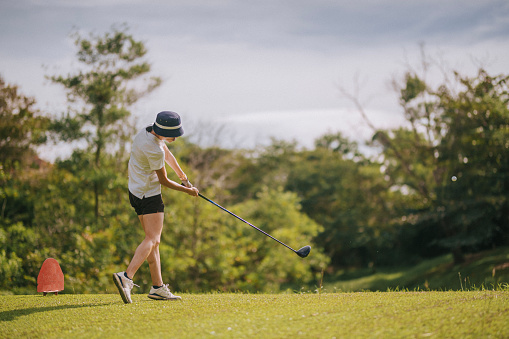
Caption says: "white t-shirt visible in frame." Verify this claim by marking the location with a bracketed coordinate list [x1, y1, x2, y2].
[128, 127, 165, 199]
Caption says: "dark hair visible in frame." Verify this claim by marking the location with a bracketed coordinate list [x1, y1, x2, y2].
[146, 126, 153, 133]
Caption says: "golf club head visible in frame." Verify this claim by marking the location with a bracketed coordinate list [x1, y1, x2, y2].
[296, 245, 311, 258]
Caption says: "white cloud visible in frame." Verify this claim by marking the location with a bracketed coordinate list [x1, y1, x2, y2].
[184, 107, 407, 150]
[2, 0, 509, 159]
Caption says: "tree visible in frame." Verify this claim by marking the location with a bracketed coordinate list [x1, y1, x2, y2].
[366, 69, 509, 263]
[49, 25, 161, 219]
[226, 187, 329, 291]
[0, 75, 49, 167]
[228, 139, 299, 202]
[0, 75, 48, 222]
[286, 133, 401, 267]
[109, 182, 328, 292]
[433, 70, 509, 258]
[0, 76, 51, 293]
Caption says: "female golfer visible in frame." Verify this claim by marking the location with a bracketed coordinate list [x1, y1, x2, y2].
[113, 111, 199, 303]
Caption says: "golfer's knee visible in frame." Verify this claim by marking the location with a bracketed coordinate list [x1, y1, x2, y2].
[146, 237, 160, 249]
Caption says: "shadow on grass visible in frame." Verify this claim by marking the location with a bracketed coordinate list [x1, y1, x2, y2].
[0, 299, 113, 322]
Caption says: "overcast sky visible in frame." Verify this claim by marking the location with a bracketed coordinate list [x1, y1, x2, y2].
[1, 0, 508, 157]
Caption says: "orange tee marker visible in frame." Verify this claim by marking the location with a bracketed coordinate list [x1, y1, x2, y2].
[37, 258, 64, 296]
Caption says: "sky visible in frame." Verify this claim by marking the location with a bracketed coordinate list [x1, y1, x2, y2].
[1, 0, 509, 159]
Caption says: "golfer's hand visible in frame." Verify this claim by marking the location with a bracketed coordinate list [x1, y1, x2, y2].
[182, 179, 193, 188]
[187, 187, 199, 197]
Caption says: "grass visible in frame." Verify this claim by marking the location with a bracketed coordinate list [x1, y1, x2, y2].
[2, 248, 508, 337]
[325, 247, 509, 292]
[1, 291, 508, 338]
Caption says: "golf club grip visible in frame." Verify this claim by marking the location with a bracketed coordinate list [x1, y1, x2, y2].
[198, 193, 296, 252]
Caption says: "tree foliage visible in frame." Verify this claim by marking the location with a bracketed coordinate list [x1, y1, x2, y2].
[376, 70, 509, 263]
[48, 25, 161, 219]
[0, 76, 51, 292]
[0, 76, 49, 167]
[2, 35, 508, 295]
[156, 187, 328, 292]
[286, 133, 403, 267]
[433, 71, 509, 255]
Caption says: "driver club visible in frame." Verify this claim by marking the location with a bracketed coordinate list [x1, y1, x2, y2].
[198, 193, 311, 258]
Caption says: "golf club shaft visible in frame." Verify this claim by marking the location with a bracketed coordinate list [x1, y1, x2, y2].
[198, 193, 297, 253]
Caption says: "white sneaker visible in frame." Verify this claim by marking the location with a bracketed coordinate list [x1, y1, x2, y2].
[148, 284, 182, 300]
[113, 272, 138, 304]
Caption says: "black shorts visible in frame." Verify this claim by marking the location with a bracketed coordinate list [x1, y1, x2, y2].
[129, 191, 164, 215]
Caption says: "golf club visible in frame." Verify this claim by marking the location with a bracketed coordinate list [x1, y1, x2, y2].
[198, 193, 311, 258]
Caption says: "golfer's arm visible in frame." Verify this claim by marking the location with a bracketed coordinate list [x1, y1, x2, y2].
[164, 145, 187, 181]
[163, 144, 187, 180]
[155, 166, 189, 193]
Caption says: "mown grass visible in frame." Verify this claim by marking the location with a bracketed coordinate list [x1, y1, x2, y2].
[325, 247, 509, 292]
[1, 291, 508, 338]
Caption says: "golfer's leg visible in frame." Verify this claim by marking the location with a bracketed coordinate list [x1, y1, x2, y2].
[143, 213, 163, 286]
[126, 213, 164, 280]
[147, 244, 163, 286]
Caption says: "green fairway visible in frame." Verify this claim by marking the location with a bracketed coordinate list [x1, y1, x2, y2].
[325, 247, 509, 292]
[1, 292, 508, 338]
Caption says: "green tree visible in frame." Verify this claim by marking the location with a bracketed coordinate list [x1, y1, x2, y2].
[433, 70, 509, 257]
[28, 153, 138, 294]
[155, 186, 328, 292]
[0, 75, 49, 167]
[49, 25, 161, 219]
[374, 72, 442, 205]
[227, 187, 328, 291]
[286, 133, 401, 267]
[227, 139, 299, 203]
[0, 76, 51, 293]
[372, 69, 509, 263]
